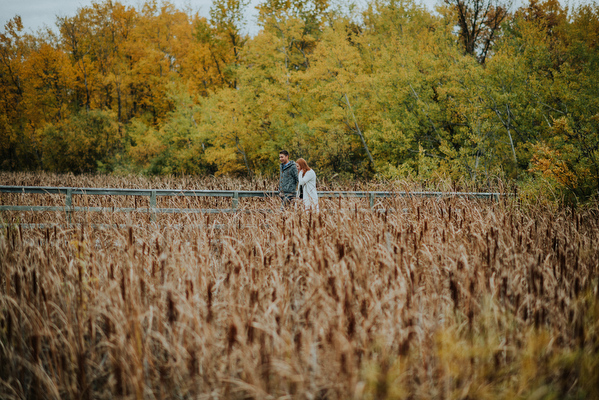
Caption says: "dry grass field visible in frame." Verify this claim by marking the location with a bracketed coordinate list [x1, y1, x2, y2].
[1, 172, 598, 399]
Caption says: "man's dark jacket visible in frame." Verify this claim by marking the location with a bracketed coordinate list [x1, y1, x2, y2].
[279, 161, 299, 196]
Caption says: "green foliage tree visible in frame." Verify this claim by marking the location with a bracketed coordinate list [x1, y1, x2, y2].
[516, 0, 599, 201]
[128, 82, 214, 175]
[41, 109, 119, 172]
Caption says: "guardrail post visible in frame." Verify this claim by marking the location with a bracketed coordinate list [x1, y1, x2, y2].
[150, 190, 157, 222]
[232, 191, 239, 210]
[369, 192, 375, 208]
[65, 188, 73, 225]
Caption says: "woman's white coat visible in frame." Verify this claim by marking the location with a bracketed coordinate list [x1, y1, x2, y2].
[296, 169, 319, 211]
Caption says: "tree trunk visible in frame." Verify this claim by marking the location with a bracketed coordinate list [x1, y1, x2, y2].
[344, 93, 375, 166]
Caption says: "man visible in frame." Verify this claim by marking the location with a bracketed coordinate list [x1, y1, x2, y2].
[279, 150, 298, 208]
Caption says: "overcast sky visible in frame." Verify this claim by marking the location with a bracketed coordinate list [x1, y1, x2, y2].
[0, 0, 590, 37]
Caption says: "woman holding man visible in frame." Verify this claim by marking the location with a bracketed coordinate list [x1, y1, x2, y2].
[295, 158, 319, 212]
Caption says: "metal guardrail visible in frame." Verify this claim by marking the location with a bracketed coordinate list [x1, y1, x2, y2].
[0, 185, 504, 223]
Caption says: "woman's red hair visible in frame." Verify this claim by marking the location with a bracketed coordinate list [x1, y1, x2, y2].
[296, 158, 311, 173]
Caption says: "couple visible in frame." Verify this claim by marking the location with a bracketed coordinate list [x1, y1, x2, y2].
[279, 150, 319, 212]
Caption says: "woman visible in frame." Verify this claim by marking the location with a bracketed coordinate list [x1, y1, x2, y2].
[295, 158, 319, 212]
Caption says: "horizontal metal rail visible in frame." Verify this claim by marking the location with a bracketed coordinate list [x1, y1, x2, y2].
[0, 205, 242, 214]
[0, 185, 505, 223]
[0, 186, 503, 199]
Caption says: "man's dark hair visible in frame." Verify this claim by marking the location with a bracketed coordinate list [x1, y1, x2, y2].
[279, 150, 289, 156]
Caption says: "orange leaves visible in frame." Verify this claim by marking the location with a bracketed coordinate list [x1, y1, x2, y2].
[529, 143, 579, 190]
[24, 41, 75, 121]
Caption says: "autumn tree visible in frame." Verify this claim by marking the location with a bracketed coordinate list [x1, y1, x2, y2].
[89, 0, 137, 124]
[257, 0, 330, 72]
[1, 17, 71, 170]
[0, 16, 28, 169]
[41, 109, 119, 172]
[516, 0, 599, 200]
[443, 0, 512, 63]
[295, 18, 376, 175]
[58, 11, 95, 112]
[127, 82, 214, 175]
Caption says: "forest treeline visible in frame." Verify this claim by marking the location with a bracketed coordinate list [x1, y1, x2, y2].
[1, 0, 598, 201]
